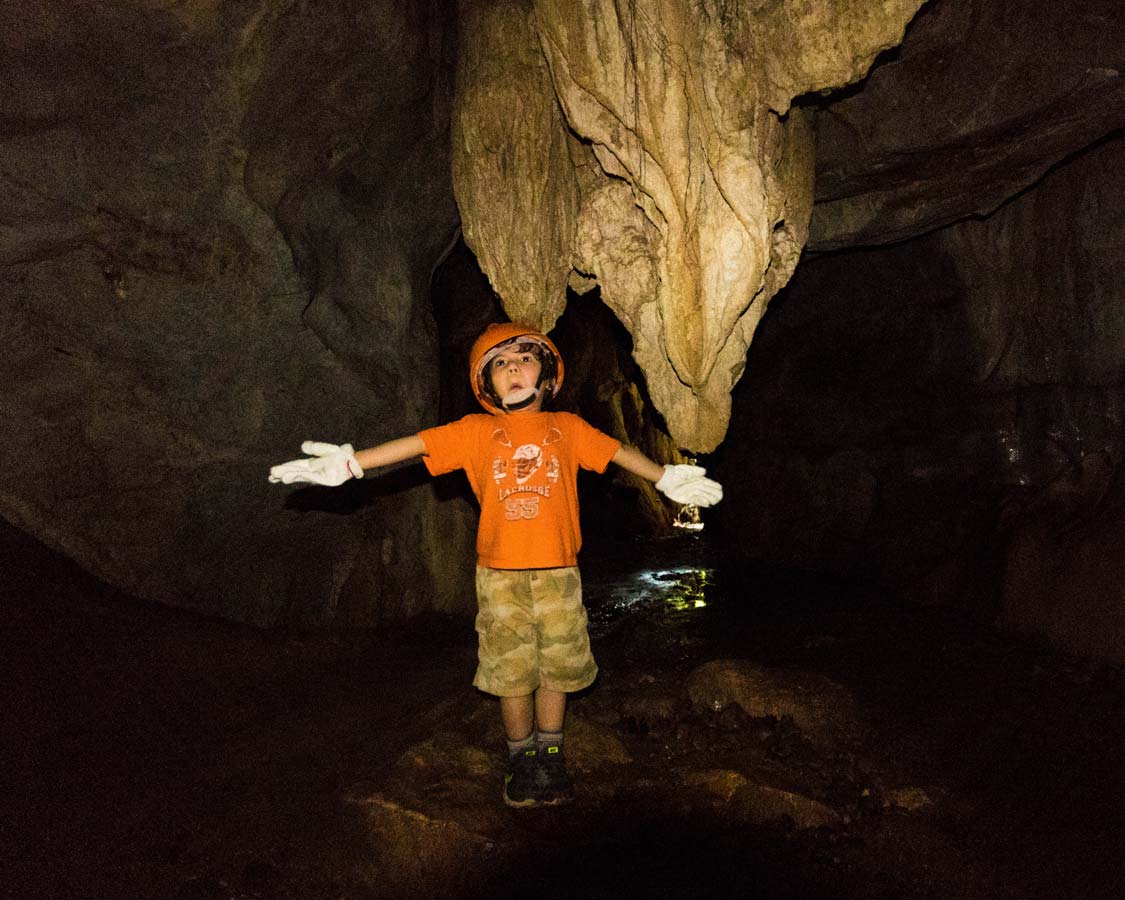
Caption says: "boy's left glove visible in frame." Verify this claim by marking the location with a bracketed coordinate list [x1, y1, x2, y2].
[268, 441, 364, 486]
[655, 464, 723, 507]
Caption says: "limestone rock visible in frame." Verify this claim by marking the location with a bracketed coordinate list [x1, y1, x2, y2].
[453, 0, 925, 451]
[0, 0, 473, 624]
[451, 0, 580, 332]
[687, 659, 858, 744]
[345, 792, 501, 896]
[810, 0, 1125, 249]
[343, 711, 631, 892]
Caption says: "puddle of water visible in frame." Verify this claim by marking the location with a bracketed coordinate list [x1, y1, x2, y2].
[581, 535, 720, 630]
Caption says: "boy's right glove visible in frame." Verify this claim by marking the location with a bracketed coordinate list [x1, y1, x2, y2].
[655, 464, 723, 507]
[268, 441, 364, 486]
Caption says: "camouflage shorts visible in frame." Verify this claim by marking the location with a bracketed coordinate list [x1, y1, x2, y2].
[473, 565, 598, 697]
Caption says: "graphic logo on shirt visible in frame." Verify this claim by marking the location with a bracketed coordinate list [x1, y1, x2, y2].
[492, 426, 562, 520]
[513, 444, 541, 483]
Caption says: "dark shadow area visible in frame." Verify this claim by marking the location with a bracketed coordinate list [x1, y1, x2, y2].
[5, 518, 1123, 899]
[713, 229, 1010, 621]
[467, 814, 839, 900]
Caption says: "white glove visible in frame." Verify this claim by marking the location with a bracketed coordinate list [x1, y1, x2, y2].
[655, 464, 723, 507]
[268, 441, 364, 486]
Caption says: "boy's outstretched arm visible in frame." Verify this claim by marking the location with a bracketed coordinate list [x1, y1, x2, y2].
[611, 445, 724, 507]
[611, 445, 667, 483]
[269, 435, 425, 486]
[354, 435, 426, 471]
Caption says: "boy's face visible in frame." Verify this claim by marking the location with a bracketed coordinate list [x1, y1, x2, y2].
[488, 345, 544, 412]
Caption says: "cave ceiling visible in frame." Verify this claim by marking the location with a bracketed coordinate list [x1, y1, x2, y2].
[809, 0, 1125, 251]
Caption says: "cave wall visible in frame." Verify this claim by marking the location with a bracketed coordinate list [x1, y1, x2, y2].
[810, 0, 1125, 250]
[0, 0, 476, 625]
[715, 132, 1125, 664]
[0, 0, 693, 629]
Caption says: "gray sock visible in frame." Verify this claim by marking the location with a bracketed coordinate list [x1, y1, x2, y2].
[507, 734, 535, 757]
[536, 730, 564, 750]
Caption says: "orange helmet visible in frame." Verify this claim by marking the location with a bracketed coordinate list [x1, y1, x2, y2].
[469, 322, 564, 414]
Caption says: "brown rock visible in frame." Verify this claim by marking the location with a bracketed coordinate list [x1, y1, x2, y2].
[732, 781, 842, 829]
[345, 792, 498, 894]
[683, 768, 842, 829]
[0, 0, 473, 625]
[883, 786, 934, 813]
[686, 659, 858, 744]
[566, 714, 635, 770]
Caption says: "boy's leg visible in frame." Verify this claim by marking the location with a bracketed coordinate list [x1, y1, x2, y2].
[533, 568, 593, 805]
[534, 687, 566, 733]
[502, 689, 571, 806]
[500, 693, 535, 741]
[474, 567, 546, 808]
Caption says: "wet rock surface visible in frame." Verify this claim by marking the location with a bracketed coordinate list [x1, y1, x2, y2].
[5, 523, 1124, 899]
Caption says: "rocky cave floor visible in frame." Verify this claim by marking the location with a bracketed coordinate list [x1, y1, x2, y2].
[4, 522, 1124, 900]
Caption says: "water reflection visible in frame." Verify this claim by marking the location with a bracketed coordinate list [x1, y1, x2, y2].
[583, 535, 719, 631]
[656, 568, 711, 610]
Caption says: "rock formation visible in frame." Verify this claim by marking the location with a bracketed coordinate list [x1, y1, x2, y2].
[810, 0, 1125, 249]
[0, 1, 474, 624]
[0, 0, 929, 622]
[453, 0, 926, 451]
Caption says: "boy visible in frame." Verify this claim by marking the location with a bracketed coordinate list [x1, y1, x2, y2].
[269, 322, 722, 807]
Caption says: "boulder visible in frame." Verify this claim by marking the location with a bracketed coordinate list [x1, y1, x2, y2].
[683, 769, 842, 829]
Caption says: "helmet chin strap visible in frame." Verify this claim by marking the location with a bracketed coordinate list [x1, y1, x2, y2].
[502, 386, 539, 411]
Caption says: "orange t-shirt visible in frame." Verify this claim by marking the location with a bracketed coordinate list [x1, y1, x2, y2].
[419, 411, 621, 570]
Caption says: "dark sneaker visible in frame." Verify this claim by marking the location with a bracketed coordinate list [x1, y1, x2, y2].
[503, 748, 543, 808]
[538, 744, 574, 805]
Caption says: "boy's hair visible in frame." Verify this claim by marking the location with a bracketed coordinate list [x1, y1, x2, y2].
[470, 323, 565, 415]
